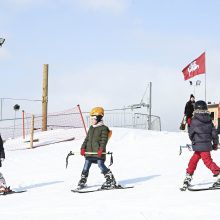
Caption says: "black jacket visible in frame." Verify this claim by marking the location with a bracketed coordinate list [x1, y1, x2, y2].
[189, 112, 219, 152]
[184, 100, 195, 119]
[0, 135, 5, 167]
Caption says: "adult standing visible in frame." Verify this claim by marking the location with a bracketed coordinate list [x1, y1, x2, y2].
[184, 94, 195, 128]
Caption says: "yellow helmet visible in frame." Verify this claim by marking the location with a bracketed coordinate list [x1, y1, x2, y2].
[90, 107, 104, 116]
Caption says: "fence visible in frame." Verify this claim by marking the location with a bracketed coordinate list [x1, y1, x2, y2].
[0, 105, 87, 141]
[84, 108, 161, 131]
[0, 106, 161, 141]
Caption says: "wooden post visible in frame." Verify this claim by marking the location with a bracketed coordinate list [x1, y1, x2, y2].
[22, 110, 25, 139]
[42, 64, 49, 131]
[30, 114, 34, 148]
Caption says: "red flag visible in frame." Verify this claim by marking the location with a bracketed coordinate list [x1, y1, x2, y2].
[182, 52, 206, 80]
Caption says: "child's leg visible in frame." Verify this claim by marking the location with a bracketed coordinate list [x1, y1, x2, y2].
[200, 152, 220, 175]
[186, 152, 201, 175]
[0, 172, 6, 186]
[78, 159, 92, 187]
[97, 159, 109, 174]
[0, 172, 7, 192]
[82, 159, 92, 174]
[97, 160, 116, 188]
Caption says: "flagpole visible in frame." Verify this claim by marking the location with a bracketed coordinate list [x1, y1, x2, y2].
[205, 51, 207, 102]
[205, 72, 206, 102]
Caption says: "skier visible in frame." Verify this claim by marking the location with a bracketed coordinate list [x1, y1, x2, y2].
[0, 135, 11, 193]
[77, 107, 116, 189]
[184, 94, 195, 128]
[182, 100, 220, 190]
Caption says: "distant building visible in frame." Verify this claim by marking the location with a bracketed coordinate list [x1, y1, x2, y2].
[208, 103, 220, 134]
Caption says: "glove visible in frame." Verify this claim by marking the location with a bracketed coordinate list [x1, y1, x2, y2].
[213, 144, 218, 151]
[187, 118, 192, 125]
[98, 148, 103, 157]
[80, 148, 86, 156]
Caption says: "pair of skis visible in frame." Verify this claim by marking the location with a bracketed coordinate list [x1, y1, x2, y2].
[72, 184, 134, 193]
[180, 182, 220, 192]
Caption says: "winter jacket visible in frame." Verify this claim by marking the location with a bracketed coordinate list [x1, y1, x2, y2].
[184, 100, 195, 119]
[189, 111, 219, 152]
[0, 135, 5, 167]
[0, 135, 5, 159]
[81, 124, 110, 160]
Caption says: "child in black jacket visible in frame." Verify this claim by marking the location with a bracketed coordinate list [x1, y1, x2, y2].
[0, 135, 11, 193]
[182, 100, 220, 190]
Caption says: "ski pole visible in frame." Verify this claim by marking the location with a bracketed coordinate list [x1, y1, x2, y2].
[66, 151, 75, 168]
[179, 144, 220, 155]
[179, 144, 192, 155]
[65, 151, 113, 168]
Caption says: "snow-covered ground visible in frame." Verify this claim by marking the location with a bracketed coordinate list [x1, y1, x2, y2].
[1, 127, 220, 220]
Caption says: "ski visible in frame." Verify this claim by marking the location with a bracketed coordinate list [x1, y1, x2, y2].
[71, 185, 134, 193]
[181, 180, 220, 191]
[0, 190, 27, 196]
[188, 186, 220, 192]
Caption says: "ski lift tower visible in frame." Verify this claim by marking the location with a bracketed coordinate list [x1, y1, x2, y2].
[128, 82, 152, 129]
[141, 82, 152, 129]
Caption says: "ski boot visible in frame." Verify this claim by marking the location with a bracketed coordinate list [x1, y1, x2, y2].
[0, 174, 9, 194]
[180, 173, 193, 191]
[77, 172, 88, 189]
[213, 172, 220, 188]
[101, 170, 117, 189]
[0, 186, 12, 195]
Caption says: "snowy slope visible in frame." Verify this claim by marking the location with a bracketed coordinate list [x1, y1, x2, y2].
[1, 128, 220, 220]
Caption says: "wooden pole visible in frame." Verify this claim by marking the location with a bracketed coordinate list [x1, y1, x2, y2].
[30, 114, 34, 148]
[42, 64, 49, 131]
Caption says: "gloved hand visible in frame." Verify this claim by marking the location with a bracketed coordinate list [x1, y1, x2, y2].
[98, 148, 103, 157]
[187, 118, 191, 125]
[213, 144, 218, 151]
[80, 148, 86, 156]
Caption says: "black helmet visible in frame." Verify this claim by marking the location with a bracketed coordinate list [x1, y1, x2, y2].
[195, 100, 207, 110]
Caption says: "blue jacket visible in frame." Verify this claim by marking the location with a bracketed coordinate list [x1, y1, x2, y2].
[189, 111, 219, 152]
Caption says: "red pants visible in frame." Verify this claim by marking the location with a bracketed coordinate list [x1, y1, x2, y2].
[187, 151, 220, 175]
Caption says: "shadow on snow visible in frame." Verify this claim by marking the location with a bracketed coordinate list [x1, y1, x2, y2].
[118, 174, 160, 186]
[13, 180, 64, 191]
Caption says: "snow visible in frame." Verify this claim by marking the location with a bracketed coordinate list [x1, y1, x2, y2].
[1, 127, 220, 220]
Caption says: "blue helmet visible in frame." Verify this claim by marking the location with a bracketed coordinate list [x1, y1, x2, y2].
[195, 100, 207, 110]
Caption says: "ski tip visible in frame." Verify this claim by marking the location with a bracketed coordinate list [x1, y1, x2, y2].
[0, 190, 27, 196]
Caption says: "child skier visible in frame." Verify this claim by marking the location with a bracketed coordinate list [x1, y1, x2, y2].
[77, 107, 116, 189]
[0, 135, 11, 193]
[182, 100, 220, 190]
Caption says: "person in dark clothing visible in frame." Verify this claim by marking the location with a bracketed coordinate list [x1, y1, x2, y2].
[184, 94, 195, 127]
[77, 107, 116, 189]
[182, 100, 220, 187]
[0, 135, 11, 193]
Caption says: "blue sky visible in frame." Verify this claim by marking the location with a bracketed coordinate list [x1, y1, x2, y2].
[1, 0, 220, 131]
